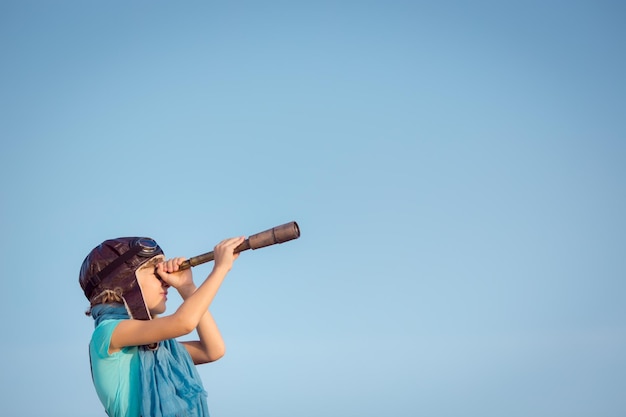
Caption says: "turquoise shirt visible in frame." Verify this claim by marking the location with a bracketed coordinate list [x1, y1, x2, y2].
[90, 319, 141, 417]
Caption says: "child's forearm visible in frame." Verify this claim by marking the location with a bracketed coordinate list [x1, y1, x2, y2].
[173, 266, 230, 332]
[177, 283, 226, 362]
[194, 310, 226, 362]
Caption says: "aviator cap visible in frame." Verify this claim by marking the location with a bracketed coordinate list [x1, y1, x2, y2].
[79, 237, 164, 320]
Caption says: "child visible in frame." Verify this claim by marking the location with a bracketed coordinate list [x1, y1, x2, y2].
[79, 235, 245, 417]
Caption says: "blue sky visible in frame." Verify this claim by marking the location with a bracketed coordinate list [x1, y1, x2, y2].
[1, 1, 625, 416]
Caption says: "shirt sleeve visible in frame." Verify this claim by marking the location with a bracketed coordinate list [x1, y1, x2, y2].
[91, 320, 122, 358]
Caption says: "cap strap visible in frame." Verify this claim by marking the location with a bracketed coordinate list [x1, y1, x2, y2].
[84, 244, 143, 299]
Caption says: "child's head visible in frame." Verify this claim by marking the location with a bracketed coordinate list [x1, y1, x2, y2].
[79, 237, 164, 320]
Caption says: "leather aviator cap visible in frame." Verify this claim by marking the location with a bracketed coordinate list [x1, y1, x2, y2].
[79, 237, 164, 321]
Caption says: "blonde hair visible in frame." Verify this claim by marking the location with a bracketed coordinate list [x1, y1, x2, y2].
[137, 256, 163, 271]
[84, 288, 125, 316]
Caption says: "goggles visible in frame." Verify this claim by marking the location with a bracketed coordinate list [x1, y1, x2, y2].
[134, 238, 160, 257]
[83, 238, 161, 299]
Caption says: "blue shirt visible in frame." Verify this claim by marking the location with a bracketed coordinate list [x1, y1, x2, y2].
[90, 319, 141, 417]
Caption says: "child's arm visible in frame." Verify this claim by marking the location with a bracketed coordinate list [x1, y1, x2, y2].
[177, 283, 226, 364]
[109, 236, 244, 352]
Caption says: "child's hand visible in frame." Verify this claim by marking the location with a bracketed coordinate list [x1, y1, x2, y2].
[156, 257, 194, 291]
[213, 236, 246, 272]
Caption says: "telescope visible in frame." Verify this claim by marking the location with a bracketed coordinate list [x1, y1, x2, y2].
[178, 221, 300, 270]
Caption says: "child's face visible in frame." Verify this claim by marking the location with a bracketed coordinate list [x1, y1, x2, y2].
[135, 255, 168, 316]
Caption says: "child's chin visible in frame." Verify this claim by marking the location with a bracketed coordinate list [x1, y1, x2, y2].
[151, 305, 166, 316]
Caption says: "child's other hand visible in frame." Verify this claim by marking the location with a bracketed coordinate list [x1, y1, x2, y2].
[156, 257, 194, 290]
[213, 236, 245, 272]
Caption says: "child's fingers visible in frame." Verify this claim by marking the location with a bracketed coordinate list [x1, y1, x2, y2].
[159, 257, 188, 273]
[213, 237, 245, 265]
[155, 262, 167, 277]
[214, 237, 243, 251]
[224, 236, 246, 248]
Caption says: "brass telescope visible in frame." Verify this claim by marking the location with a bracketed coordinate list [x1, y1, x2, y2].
[178, 221, 300, 270]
